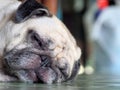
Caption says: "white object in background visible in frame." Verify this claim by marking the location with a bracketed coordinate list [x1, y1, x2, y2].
[74, 0, 84, 12]
[92, 6, 120, 74]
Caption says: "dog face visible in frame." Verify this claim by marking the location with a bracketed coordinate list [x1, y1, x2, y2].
[0, 0, 81, 84]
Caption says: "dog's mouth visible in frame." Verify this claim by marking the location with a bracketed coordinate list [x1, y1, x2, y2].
[3, 48, 69, 84]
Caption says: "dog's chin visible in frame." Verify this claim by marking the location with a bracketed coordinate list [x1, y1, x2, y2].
[3, 66, 66, 84]
[0, 68, 56, 84]
[10, 67, 58, 84]
[3, 49, 69, 84]
[0, 70, 17, 82]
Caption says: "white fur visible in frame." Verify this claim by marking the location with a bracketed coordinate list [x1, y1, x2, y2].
[0, 0, 81, 81]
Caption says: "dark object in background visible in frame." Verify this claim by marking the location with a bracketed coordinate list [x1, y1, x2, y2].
[109, 0, 116, 5]
[62, 0, 88, 67]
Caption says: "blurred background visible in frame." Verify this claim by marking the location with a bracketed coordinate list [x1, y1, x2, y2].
[43, 0, 120, 75]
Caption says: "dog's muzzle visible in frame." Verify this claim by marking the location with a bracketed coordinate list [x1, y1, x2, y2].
[3, 47, 70, 84]
[2, 29, 80, 84]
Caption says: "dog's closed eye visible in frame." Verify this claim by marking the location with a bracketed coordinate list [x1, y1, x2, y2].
[26, 30, 43, 49]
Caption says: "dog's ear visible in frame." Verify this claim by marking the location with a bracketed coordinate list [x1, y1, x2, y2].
[14, 0, 52, 23]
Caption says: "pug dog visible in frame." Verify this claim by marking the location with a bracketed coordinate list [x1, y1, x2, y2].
[0, 0, 81, 84]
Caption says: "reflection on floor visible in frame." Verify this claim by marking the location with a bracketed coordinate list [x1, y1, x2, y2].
[0, 74, 120, 90]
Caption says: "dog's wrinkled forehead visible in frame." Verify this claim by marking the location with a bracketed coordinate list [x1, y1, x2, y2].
[14, 0, 52, 23]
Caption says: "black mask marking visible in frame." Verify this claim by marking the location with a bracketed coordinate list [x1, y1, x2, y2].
[14, 0, 52, 23]
[67, 59, 81, 81]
